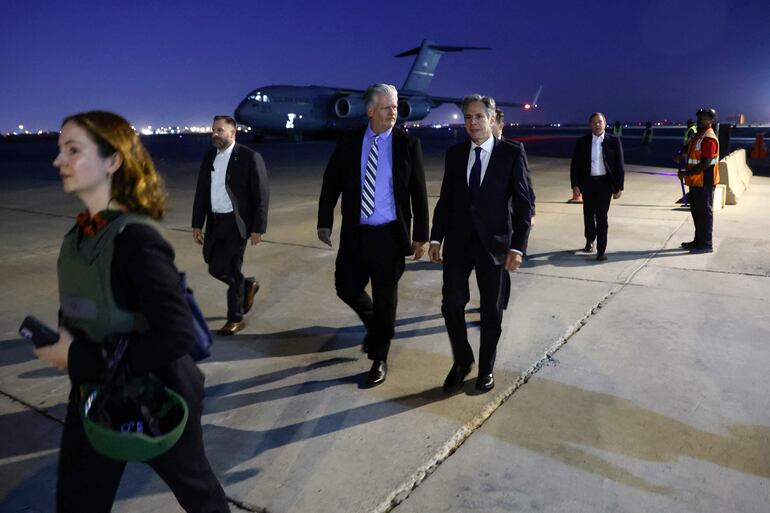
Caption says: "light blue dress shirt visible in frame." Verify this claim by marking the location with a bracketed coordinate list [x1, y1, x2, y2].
[360, 124, 396, 225]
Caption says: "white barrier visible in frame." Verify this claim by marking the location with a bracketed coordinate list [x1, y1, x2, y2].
[713, 184, 726, 210]
[719, 149, 753, 204]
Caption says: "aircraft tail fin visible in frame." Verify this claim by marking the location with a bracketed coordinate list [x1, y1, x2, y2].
[531, 85, 542, 107]
[397, 40, 491, 94]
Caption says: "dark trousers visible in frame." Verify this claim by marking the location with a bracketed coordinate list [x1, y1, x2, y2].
[57, 399, 229, 513]
[335, 222, 405, 362]
[581, 176, 613, 255]
[688, 185, 715, 247]
[441, 234, 508, 376]
[206, 214, 248, 322]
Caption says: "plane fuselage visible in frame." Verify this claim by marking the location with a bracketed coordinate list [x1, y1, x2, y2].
[232, 40, 531, 138]
[235, 85, 379, 136]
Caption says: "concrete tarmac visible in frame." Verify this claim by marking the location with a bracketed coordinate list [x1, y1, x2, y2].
[1, 136, 769, 513]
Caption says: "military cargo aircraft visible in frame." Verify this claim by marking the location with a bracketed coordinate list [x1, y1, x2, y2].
[234, 39, 540, 139]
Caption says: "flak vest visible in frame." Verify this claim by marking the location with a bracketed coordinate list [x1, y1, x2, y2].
[685, 128, 720, 187]
[58, 212, 154, 345]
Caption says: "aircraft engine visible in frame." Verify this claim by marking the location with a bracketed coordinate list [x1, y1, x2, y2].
[397, 99, 431, 121]
[334, 97, 365, 118]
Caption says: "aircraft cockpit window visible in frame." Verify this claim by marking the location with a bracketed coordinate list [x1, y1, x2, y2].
[247, 92, 269, 103]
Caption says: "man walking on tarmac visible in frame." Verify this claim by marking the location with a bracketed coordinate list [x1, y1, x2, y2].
[677, 108, 720, 253]
[192, 115, 269, 335]
[491, 108, 536, 219]
[570, 112, 625, 261]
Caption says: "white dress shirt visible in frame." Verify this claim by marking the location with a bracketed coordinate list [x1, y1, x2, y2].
[211, 142, 235, 213]
[466, 135, 495, 185]
[590, 132, 606, 176]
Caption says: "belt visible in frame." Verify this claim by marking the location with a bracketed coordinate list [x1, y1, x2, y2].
[590, 174, 608, 180]
[360, 220, 397, 231]
[210, 211, 235, 220]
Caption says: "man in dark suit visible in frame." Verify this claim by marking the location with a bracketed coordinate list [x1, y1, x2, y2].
[570, 112, 625, 261]
[429, 94, 532, 394]
[192, 115, 269, 335]
[317, 83, 429, 387]
[492, 108, 536, 219]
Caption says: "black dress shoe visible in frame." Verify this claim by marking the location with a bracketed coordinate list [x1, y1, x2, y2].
[689, 245, 713, 254]
[443, 361, 473, 395]
[475, 373, 495, 392]
[680, 240, 698, 249]
[364, 360, 387, 387]
[583, 241, 594, 252]
[596, 253, 607, 261]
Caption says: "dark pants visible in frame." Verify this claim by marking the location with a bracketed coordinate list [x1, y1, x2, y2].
[441, 234, 508, 376]
[581, 176, 613, 255]
[688, 185, 715, 247]
[206, 213, 248, 322]
[57, 398, 229, 513]
[335, 222, 405, 362]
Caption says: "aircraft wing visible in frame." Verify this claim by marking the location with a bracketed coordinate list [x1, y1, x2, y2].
[424, 95, 527, 108]
[325, 87, 367, 96]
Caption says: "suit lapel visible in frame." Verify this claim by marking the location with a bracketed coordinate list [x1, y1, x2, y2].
[391, 130, 405, 191]
[601, 135, 615, 180]
[352, 128, 366, 221]
[585, 135, 592, 172]
[457, 141, 472, 201]
[225, 142, 240, 181]
[205, 148, 216, 190]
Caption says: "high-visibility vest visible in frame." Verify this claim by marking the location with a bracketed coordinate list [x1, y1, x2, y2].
[683, 125, 697, 144]
[685, 128, 719, 187]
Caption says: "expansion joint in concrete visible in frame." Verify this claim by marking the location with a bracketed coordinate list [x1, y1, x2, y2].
[0, 389, 63, 425]
[370, 219, 687, 513]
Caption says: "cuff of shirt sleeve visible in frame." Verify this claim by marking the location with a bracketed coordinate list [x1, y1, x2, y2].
[430, 240, 441, 245]
[509, 249, 523, 256]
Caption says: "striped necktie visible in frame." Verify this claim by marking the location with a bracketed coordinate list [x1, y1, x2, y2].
[362, 135, 379, 218]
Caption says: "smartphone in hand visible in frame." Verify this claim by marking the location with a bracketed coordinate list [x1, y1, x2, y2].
[19, 316, 59, 348]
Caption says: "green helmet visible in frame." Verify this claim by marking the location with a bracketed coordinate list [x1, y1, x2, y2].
[81, 375, 189, 462]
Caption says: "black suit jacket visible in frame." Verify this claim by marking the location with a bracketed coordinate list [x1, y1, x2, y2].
[191, 142, 269, 257]
[317, 126, 429, 256]
[570, 132, 625, 194]
[430, 138, 532, 265]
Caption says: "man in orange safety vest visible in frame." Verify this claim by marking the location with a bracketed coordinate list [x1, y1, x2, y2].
[677, 108, 719, 253]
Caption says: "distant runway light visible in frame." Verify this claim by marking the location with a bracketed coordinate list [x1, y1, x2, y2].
[524, 104, 531, 110]
[18, 124, 24, 130]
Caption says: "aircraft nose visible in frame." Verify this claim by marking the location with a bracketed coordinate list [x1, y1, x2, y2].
[234, 98, 250, 125]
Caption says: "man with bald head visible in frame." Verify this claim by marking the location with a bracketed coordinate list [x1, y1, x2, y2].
[570, 112, 625, 261]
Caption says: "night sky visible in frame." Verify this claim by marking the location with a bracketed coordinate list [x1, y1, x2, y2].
[2, 0, 769, 133]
